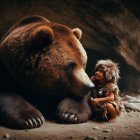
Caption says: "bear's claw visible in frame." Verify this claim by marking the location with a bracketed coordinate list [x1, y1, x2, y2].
[15, 108, 46, 129]
[22, 115, 45, 129]
[59, 111, 78, 123]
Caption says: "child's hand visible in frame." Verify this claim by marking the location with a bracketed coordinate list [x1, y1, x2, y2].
[90, 97, 99, 106]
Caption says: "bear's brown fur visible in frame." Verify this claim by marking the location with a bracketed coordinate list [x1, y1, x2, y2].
[0, 15, 94, 129]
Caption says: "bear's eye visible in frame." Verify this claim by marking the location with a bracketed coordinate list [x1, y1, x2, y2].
[66, 62, 77, 71]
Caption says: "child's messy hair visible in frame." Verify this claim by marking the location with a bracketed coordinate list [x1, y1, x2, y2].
[95, 59, 120, 84]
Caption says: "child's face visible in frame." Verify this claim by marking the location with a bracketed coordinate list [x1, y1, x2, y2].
[95, 66, 105, 81]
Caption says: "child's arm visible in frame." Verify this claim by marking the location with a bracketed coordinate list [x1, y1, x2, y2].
[90, 92, 114, 106]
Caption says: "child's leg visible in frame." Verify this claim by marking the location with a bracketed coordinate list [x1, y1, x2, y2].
[106, 103, 117, 123]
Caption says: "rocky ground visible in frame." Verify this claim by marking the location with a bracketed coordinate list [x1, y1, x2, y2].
[0, 95, 140, 140]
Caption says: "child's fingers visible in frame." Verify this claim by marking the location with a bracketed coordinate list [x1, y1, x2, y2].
[90, 98, 98, 106]
[90, 97, 94, 101]
[90, 97, 96, 105]
[90, 97, 95, 107]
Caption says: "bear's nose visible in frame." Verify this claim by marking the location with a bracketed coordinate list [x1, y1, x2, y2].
[85, 82, 95, 90]
[88, 82, 95, 89]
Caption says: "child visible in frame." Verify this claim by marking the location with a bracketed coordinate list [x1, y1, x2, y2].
[90, 59, 122, 122]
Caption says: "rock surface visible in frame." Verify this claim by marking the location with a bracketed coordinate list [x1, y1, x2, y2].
[122, 95, 140, 112]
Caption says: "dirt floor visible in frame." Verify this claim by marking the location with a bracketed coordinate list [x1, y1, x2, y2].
[0, 101, 140, 140]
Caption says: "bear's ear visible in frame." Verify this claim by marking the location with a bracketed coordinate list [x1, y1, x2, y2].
[72, 28, 82, 40]
[31, 26, 54, 50]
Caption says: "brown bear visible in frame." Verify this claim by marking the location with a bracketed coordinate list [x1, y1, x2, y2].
[0, 15, 94, 129]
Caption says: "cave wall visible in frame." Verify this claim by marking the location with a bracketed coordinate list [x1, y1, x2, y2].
[0, 0, 140, 94]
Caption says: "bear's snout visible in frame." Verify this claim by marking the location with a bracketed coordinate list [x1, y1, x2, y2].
[73, 68, 95, 96]
[84, 82, 95, 91]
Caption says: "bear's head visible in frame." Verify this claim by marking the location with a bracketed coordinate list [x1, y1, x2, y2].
[0, 15, 94, 97]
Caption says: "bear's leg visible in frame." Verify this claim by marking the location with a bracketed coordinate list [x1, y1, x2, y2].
[0, 94, 45, 129]
[57, 97, 92, 123]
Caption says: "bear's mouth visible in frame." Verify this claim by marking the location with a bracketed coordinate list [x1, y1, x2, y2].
[69, 86, 92, 97]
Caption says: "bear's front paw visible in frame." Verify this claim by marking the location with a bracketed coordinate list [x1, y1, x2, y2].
[13, 105, 46, 129]
[3, 101, 45, 129]
[3, 107, 45, 129]
[0, 95, 45, 129]
[58, 111, 78, 123]
[57, 98, 91, 124]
